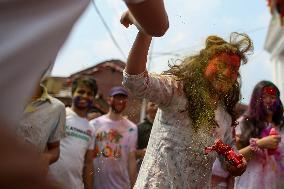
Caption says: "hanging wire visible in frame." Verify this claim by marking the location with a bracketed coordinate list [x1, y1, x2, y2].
[91, 0, 127, 60]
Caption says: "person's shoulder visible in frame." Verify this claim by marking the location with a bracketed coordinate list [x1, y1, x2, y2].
[152, 73, 175, 81]
[65, 107, 73, 115]
[90, 115, 107, 125]
[123, 118, 137, 132]
[123, 117, 136, 126]
[137, 119, 149, 128]
[137, 121, 144, 127]
[48, 96, 65, 110]
[87, 121, 96, 133]
[160, 74, 184, 94]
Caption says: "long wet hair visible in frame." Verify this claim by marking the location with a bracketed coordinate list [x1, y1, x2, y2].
[238, 81, 284, 148]
[164, 32, 253, 131]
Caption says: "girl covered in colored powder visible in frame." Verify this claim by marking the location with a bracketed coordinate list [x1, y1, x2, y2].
[121, 13, 253, 188]
[235, 81, 284, 189]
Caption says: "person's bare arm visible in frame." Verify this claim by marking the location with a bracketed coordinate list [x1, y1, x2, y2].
[128, 151, 137, 188]
[125, 0, 168, 37]
[125, 31, 152, 75]
[83, 150, 94, 189]
[236, 135, 281, 160]
[39, 141, 60, 175]
[44, 141, 60, 165]
[235, 135, 253, 160]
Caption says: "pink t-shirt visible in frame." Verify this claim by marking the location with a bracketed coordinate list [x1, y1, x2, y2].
[90, 115, 137, 189]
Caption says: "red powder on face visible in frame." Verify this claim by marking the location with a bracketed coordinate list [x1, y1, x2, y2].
[262, 86, 277, 96]
[205, 60, 218, 76]
[213, 53, 240, 68]
[205, 53, 241, 78]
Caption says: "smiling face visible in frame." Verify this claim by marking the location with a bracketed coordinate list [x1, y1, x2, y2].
[72, 84, 94, 110]
[108, 94, 128, 114]
[204, 52, 241, 93]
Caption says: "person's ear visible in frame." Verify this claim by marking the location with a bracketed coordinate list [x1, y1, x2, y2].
[107, 97, 112, 105]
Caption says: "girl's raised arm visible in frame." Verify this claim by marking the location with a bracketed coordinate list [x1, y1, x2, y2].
[125, 31, 152, 75]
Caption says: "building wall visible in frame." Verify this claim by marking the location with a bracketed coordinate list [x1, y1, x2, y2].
[271, 55, 284, 101]
[44, 77, 66, 94]
[264, 13, 284, 102]
[76, 66, 143, 123]
[46, 60, 143, 124]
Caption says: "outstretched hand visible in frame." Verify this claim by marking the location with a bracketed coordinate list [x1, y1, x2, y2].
[257, 135, 281, 149]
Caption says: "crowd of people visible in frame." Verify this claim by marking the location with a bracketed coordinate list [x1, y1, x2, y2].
[13, 75, 284, 189]
[16, 75, 158, 189]
[1, 0, 284, 189]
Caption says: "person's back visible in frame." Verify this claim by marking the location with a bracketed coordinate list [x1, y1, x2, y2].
[16, 84, 65, 178]
[16, 85, 66, 152]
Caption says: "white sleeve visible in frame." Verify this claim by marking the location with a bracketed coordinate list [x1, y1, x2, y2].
[122, 70, 177, 108]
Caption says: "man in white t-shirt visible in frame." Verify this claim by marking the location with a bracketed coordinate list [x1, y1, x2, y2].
[90, 86, 138, 189]
[49, 76, 97, 189]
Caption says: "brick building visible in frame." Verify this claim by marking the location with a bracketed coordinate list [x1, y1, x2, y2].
[45, 59, 143, 123]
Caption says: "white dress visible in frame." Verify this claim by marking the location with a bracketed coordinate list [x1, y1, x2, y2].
[123, 71, 234, 189]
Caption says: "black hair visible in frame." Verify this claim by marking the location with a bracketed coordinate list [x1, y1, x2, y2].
[238, 80, 284, 148]
[71, 76, 98, 96]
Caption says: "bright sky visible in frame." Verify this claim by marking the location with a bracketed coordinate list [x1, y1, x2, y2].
[52, 0, 273, 103]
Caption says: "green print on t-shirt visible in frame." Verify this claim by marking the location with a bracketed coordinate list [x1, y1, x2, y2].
[65, 125, 90, 142]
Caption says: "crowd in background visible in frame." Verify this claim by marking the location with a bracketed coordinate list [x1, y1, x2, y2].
[2, 1, 284, 189]
[15, 72, 284, 189]
[15, 75, 158, 189]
